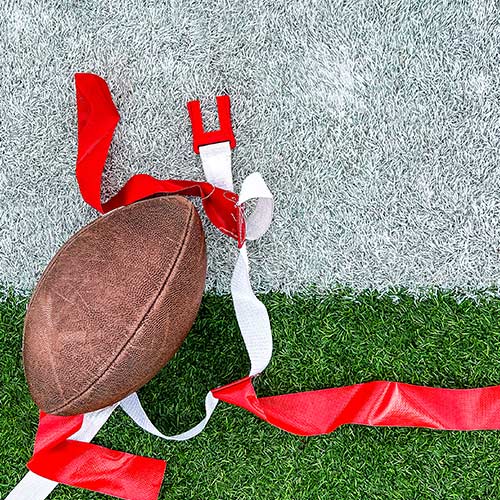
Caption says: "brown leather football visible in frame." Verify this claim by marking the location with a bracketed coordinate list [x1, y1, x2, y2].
[23, 195, 206, 416]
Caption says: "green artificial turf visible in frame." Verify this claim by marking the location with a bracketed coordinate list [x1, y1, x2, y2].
[3, 289, 500, 499]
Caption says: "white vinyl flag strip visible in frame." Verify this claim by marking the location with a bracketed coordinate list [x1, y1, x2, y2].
[1, 0, 500, 296]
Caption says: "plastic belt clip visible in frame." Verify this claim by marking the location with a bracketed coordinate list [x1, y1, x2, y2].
[187, 95, 236, 153]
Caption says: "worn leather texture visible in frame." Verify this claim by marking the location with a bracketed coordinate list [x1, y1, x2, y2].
[23, 195, 207, 416]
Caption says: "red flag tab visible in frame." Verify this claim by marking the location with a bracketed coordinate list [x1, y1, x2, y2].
[213, 378, 500, 435]
[28, 412, 166, 500]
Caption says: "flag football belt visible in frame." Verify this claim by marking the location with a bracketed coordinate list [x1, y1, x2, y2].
[8, 74, 500, 500]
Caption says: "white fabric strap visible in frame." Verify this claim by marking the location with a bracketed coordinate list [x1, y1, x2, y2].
[232, 173, 274, 375]
[238, 172, 273, 241]
[199, 142, 233, 192]
[232, 244, 272, 376]
[5, 472, 58, 500]
[6, 404, 117, 500]
[120, 391, 219, 441]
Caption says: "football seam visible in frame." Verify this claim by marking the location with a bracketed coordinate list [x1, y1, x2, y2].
[49, 201, 195, 414]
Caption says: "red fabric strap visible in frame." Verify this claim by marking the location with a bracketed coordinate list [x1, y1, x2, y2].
[74, 73, 245, 245]
[213, 377, 500, 434]
[27, 412, 165, 500]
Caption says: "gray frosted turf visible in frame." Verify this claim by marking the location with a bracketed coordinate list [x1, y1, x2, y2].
[1, 0, 500, 295]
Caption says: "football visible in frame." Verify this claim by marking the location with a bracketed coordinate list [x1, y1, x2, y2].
[23, 195, 206, 416]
